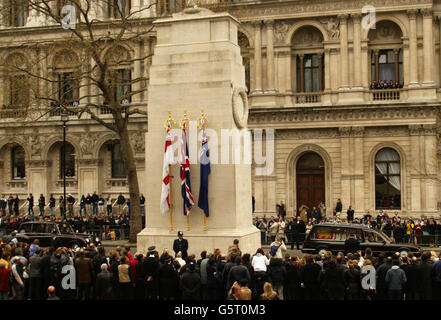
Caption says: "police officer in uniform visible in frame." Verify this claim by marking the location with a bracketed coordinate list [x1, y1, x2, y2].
[173, 231, 188, 260]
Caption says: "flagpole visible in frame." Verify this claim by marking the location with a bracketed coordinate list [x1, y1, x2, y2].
[164, 111, 176, 231]
[198, 108, 209, 231]
[169, 164, 173, 231]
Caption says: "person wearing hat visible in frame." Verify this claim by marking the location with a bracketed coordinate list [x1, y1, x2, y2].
[173, 231, 188, 261]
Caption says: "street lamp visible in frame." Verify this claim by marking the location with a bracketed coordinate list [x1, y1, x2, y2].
[61, 110, 69, 220]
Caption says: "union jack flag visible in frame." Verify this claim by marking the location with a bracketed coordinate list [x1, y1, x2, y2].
[180, 127, 194, 216]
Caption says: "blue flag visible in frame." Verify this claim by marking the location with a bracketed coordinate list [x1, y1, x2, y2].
[198, 129, 211, 217]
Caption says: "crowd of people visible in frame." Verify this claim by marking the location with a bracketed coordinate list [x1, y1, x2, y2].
[369, 80, 403, 90]
[1, 230, 441, 301]
[255, 199, 441, 247]
[0, 192, 146, 218]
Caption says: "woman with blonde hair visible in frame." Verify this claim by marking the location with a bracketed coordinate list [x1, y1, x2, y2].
[260, 282, 279, 300]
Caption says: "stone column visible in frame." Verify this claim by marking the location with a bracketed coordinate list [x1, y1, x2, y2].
[339, 127, 351, 212]
[338, 14, 349, 88]
[324, 48, 331, 90]
[352, 127, 365, 213]
[132, 40, 143, 103]
[408, 9, 419, 86]
[361, 40, 369, 88]
[352, 13, 362, 88]
[252, 21, 263, 94]
[422, 8, 434, 86]
[265, 19, 276, 93]
[409, 125, 422, 212]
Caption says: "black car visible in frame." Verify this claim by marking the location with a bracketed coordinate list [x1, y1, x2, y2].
[16, 221, 95, 249]
[302, 223, 420, 256]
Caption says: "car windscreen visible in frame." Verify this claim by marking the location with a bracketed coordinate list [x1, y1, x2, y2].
[309, 226, 362, 241]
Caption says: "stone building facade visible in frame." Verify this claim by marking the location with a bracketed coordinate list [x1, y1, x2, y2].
[0, 0, 440, 218]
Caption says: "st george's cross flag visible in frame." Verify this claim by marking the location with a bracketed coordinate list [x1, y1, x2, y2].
[197, 129, 211, 217]
[180, 127, 194, 216]
[160, 129, 174, 215]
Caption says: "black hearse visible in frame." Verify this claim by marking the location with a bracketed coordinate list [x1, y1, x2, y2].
[16, 221, 95, 249]
[302, 223, 420, 256]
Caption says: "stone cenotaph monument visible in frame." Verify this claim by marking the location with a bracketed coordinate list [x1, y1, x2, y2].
[137, 8, 261, 255]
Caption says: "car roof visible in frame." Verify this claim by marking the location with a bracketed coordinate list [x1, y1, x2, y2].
[312, 223, 374, 230]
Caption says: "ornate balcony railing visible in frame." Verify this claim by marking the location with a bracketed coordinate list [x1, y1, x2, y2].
[371, 89, 401, 101]
[0, 108, 27, 119]
[293, 92, 322, 104]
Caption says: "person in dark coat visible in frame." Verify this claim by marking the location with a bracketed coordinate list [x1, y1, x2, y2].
[227, 256, 251, 291]
[268, 258, 286, 300]
[404, 256, 420, 300]
[158, 258, 179, 300]
[344, 233, 360, 255]
[41, 247, 54, 298]
[173, 231, 188, 261]
[95, 264, 115, 300]
[143, 247, 160, 300]
[417, 252, 434, 300]
[180, 262, 201, 300]
[285, 258, 303, 300]
[344, 260, 361, 300]
[134, 253, 146, 299]
[13, 195, 19, 216]
[376, 256, 393, 300]
[206, 257, 218, 300]
[301, 255, 321, 300]
[322, 258, 346, 300]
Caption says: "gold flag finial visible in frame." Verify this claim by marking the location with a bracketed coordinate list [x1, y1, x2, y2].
[164, 110, 176, 130]
[180, 109, 190, 129]
[197, 108, 209, 130]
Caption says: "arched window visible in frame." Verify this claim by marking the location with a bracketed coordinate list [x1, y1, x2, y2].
[108, 0, 131, 18]
[375, 148, 401, 209]
[60, 143, 75, 178]
[368, 21, 404, 89]
[292, 26, 325, 93]
[11, 145, 25, 179]
[111, 142, 127, 178]
[103, 46, 132, 111]
[9, 0, 28, 27]
[53, 50, 80, 107]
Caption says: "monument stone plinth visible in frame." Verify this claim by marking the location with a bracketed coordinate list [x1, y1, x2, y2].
[137, 8, 260, 256]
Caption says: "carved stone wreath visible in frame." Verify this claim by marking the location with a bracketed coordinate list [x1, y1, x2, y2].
[232, 87, 249, 129]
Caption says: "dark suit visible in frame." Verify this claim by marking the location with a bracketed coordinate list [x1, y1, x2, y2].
[173, 238, 188, 260]
[344, 237, 360, 255]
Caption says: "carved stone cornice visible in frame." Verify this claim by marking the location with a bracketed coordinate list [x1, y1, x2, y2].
[220, 0, 432, 20]
[25, 160, 52, 168]
[276, 128, 339, 140]
[364, 126, 409, 137]
[248, 106, 439, 126]
[77, 158, 103, 166]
